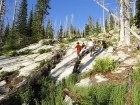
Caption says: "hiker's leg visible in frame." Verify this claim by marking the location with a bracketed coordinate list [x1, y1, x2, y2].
[77, 50, 80, 59]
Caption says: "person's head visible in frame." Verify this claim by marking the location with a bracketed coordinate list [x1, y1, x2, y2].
[77, 42, 79, 44]
[89, 39, 92, 41]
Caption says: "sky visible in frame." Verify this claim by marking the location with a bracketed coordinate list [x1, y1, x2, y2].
[6, 0, 119, 31]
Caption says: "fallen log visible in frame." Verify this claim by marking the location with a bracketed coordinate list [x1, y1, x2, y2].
[63, 88, 82, 100]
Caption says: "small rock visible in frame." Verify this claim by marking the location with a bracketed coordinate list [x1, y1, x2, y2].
[0, 80, 6, 87]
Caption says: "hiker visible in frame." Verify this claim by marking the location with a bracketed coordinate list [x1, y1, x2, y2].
[82, 42, 86, 49]
[75, 42, 82, 59]
[99, 40, 106, 49]
[87, 39, 95, 57]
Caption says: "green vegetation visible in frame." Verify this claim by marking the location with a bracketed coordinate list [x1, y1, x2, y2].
[19, 49, 32, 55]
[93, 56, 119, 72]
[37, 59, 46, 69]
[38, 48, 51, 54]
[14, 74, 127, 105]
[0, 71, 15, 77]
[131, 59, 140, 105]
[112, 37, 117, 42]
[16, 84, 34, 104]
[131, 60, 140, 82]
[132, 84, 140, 105]
[73, 83, 127, 105]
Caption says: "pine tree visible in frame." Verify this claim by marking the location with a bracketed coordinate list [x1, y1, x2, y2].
[35, 0, 51, 24]
[85, 24, 90, 36]
[7, 27, 15, 46]
[34, 0, 51, 40]
[88, 15, 94, 35]
[105, 16, 109, 33]
[110, 15, 114, 30]
[45, 18, 54, 39]
[56, 25, 63, 39]
[15, 0, 28, 36]
[4, 23, 10, 44]
[134, 0, 140, 28]
[32, 13, 39, 42]
[95, 20, 100, 34]
[27, 9, 33, 37]
[76, 28, 81, 38]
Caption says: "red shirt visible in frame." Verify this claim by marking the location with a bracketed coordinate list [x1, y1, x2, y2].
[75, 45, 82, 51]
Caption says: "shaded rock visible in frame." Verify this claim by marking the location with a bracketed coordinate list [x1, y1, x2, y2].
[0, 88, 10, 94]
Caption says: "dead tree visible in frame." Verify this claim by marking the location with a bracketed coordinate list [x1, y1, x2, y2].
[94, 0, 140, 46]
[12, 0, 20, 28]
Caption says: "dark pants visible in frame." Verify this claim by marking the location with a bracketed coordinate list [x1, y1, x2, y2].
[89, 46, 94, 56]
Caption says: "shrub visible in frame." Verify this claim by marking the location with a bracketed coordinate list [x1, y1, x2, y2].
[38, 48, 51, 54]
[0, 71, 14, 77]
[38, 49, 45, 54]
[45, 48, 51, 53]
[93, 56, 119, 72]
[6, 50, 19, 56]
[19, 49, 31, 55]
[2, 44, 13, 52]
[16, 84, 34, 104]
[112, 38, 117, 42]
[37, 76, 55, 87]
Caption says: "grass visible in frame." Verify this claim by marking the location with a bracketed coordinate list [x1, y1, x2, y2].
[72, 83, 127, 105]
[92, 56, 119, 73]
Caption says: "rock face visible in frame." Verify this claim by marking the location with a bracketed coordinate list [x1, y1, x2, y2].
[0, 42, 66, 104]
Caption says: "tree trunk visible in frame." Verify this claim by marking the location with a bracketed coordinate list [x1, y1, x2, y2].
[124, 0, 130, 46]
[120, 0, 125, 43]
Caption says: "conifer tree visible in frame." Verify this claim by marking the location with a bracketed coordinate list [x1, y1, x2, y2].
[27, 9, 33, 38]
[33, 0, 51, 40]
[56, 25, 63, 39]
[4, 23, 10, 44]
[76, 28, 81, 38]
[85, 24, 90, 36]
[45, 18, 54, 39]
[95, 20, 100, 34]
[110, 15, 115, 30]
[15, 0, 28, 36]
[105, 16, 109, 33]
[134, 0, 140, 28]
